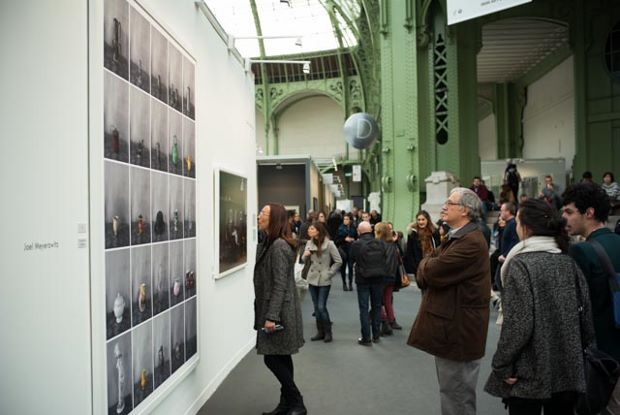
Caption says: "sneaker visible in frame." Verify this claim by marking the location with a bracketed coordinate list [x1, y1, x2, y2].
[357, 337, 372, 346]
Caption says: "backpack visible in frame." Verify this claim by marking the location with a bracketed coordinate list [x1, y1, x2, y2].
[506, 166, 519, 187]
[356, 239, 387, 278]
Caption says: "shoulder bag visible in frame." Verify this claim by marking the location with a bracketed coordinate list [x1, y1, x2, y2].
[573, 263, 620, 415]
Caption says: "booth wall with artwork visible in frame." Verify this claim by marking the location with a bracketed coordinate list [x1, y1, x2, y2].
[0, 1, 257, 414]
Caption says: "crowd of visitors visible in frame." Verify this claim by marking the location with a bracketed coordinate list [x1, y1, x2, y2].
[253, 175, 620, 415]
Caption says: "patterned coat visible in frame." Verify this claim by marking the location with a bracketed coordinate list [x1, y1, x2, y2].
[484, 252, 595, 399]
[253, 238, 304, 355]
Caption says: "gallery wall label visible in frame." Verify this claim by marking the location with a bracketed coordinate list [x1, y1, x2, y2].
[447, 0, 532, 25]
[23, 241, 60, 252]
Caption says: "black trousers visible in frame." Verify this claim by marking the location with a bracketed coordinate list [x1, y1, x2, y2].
[264, 355, 302, 405]
[505, 391, 577, 415]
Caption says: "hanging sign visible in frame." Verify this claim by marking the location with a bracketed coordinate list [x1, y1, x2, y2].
[352, 165, 362, 182]
[447, 0, 532, 25]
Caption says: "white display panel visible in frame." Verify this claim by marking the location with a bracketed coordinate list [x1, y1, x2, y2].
[102, 0, 198, 413]
[447, 0, 532, 25]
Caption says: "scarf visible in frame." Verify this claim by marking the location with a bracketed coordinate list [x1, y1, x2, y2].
[417, 226, 435, 257]
[496, 236, 561, 325]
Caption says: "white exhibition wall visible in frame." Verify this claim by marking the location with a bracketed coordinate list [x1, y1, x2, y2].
[0, 2, 92, 414]
[257, 95, 358, 160]
[522, 56, 575, 171]
[1, 1, 257, 414]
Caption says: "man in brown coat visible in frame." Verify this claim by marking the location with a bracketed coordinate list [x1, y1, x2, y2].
[408, 187, 491, 415]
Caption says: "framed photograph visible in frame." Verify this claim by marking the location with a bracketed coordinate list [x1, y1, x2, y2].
[130, 167, 151, 245]
[131, 321, 154, 406]
[129, 87, 150, 167]
[151, 243, 170, 316]
[106, 331, 133, 415]
[105, 249, 131, 340]
[168, 45, 183, 113]
[152, 311, 171, 388]
[104, 71, 129, 162]
[182, 56, 195, 119]
[150, 27, 168, 103]
[105, 161, 130, 249]
[129, 8, 150, 93]
[214, 168, 248, 278]
[131, 245, 152, 326]
[104, 0, 129, 79]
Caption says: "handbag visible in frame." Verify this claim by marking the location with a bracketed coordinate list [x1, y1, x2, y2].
[300, 259, 311, 280]
[589, 239, 620, 328]
[573, 264, 620, 415]
[398, 256, 410, 288]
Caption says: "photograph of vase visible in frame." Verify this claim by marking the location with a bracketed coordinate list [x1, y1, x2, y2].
[184, 179, 196, 237]
[169, 45, 182, 113]
[168, 111, 182, 176]
[132, 322, 153, 406]
[151, 98, 168, 172]
[130, 86, 151, 168]
[130, 167, 151, 246]
[152, 243, 170, 316]
[104, 71, 129, 162]
[113, 293, 126, 323]
[170, 303, 185, 374]
[173, 279, 181, 297]
[129, 7, 150, 94]
[182, 55, 195, 119]
[169, 241, 184, 307]
[184, 239, 196, 299]
[104, 0, 129, 79]
[105, 162, 130, 249]
[106, 332, 132, 415]
[185, 298, 197, 360]
[106, 249, 131, 339]
[150, 28, 168, 103]
[131, 245, 152, 326]
[153, 312, 171, 388]
[169, 176, 184, 240]
[182, 118, 195, 178]
[151, 170, 169, 242]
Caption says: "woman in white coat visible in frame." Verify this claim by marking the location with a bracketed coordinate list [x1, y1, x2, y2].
[303, 221, 342, 343]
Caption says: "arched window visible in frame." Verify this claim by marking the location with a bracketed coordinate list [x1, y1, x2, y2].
[605, 22, 620, 81]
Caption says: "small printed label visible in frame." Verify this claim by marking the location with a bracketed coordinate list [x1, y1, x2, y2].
[77, 238, 88, 248]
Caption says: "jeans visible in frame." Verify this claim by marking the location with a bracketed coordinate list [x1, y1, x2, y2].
[356, 281, 384, 340]
[308, 284, 331, 322]
[339, 245, 354, 285]
[435, 356, 481, 415]
[264, 355, 302, 406]
[381, 284, 395, 322]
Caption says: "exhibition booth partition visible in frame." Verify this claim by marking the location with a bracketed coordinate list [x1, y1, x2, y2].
[1, 1, 257, 414]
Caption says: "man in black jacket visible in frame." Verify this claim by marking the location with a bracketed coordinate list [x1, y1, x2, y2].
[562, 183, 620, 414]
[350, 221, 387, 345]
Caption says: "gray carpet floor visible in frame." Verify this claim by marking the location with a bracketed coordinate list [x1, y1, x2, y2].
[199, 277, 505, 415]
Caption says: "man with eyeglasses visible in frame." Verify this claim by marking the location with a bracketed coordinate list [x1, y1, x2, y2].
[408, 188, 491, 415]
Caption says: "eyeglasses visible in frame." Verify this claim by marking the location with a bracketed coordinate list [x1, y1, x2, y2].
[444, 200, 461, 207]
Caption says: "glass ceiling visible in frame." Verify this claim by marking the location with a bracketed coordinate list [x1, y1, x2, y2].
[204, 0, 359, 58]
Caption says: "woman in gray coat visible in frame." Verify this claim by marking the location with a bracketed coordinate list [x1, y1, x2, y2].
[303, 221, 342, 342]
[485, 199, 594, 414]
[255, 203, 306, 415]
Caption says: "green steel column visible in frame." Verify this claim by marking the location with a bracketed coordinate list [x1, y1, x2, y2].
[495, 82, 525, 159]
[572, 0, 588, 175]
[379, 0, 420, 231]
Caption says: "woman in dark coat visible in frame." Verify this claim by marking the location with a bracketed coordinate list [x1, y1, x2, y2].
[484, 199, 594, 414]
[255, 203, 306, 415]
[404, 210, 440, 275]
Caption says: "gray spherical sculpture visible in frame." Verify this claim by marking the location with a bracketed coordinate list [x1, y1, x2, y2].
[343, 112, 379, 150]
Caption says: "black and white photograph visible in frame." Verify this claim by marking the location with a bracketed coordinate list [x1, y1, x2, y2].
[218, 170, 248, 275]
[104, 71, 129, 162]
[169, 110, 183, 176]
[129, 7, 150, 93]
[184, 239, 196, 299]
[130, 167, 151, 245]
[184, 179, 196, 238]
[185, 297, 197, 360]
[131, 245, 152, 326]
[150, 27, 168, 103]
[153, 311, 171, 388]
[182, 118, 195, 178]
[106, 332, 132, 415]
[105, 161, 130, 249]
[106, 249, 131, 340]
[151, 98, 168, 172]
[132, 322, 154, 406]
[170, 304, 185, 374]
[168, 45, 183, 113]
[169, 175, 184, 240]
[169, 241, 184, 307]
[130, 86, 150, 167]
[151, 242, 170, 316]
[104, 0, 129, 79]
[151, 171, 169, 242]
[182, 56, 195, 119]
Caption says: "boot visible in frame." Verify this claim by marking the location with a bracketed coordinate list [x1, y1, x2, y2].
[286, 397, 307, 415]
[323, 321, 333, 343]
[310, 320, 325, 341]
[381, 321, 393, 336]
[262, 394, 289, 415]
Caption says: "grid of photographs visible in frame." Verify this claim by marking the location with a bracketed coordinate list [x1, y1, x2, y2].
[103, 1, 197, 414]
